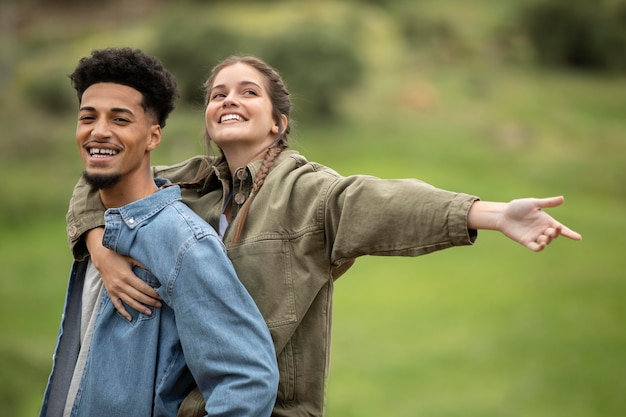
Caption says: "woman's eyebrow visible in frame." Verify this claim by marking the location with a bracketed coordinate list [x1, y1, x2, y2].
[211, 80, 262, 91]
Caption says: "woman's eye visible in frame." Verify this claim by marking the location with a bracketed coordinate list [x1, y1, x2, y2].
[243, 90, 258, 96]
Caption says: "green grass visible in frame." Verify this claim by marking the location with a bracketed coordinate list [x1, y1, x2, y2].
[329, 229, 625, 417]
[0, 219, 70, 417]
[1, 1, 625, 416]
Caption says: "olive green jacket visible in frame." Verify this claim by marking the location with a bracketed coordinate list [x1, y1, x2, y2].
[67, 150, 479, 417]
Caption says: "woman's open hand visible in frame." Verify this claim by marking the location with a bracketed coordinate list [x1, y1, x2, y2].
[497, 196, 582, 252]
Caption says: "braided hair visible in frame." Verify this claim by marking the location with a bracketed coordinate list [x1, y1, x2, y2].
[230, 143, 286, 243]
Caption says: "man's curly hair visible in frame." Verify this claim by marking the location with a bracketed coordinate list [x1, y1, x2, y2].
[69, 47, 179, 128]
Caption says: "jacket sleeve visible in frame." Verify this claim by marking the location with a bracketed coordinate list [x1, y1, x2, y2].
[320, 172, 479, 269]
[65, 156, 212, 260]
[66, 176, 106, 260]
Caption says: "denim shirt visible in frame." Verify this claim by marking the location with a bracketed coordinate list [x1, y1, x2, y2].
[41, 181, 278, 417]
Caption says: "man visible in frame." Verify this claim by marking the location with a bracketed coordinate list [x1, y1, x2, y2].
[39, 47, 278, 417]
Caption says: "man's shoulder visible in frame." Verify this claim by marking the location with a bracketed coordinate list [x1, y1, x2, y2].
[152, 155, 219, 180]
[160, 199, 218, 240]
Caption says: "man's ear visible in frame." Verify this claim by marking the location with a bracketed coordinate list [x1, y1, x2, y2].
[147, 125, 162, 151]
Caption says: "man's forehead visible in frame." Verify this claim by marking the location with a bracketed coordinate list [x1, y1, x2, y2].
[80, 83, 144, 112]
[81, 83, 143, 104]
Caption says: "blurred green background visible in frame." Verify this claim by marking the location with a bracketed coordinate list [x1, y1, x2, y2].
[1, 0, 624, 416]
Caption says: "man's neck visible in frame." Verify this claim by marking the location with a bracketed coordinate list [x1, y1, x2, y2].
[99, 174, 158, 209]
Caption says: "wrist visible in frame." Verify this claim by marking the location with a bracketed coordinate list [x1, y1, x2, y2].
[85, 227, 106, 256]
[467, 201, 506, 231]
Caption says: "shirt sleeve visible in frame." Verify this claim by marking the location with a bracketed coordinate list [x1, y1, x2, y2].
[168, 235, 279, 416]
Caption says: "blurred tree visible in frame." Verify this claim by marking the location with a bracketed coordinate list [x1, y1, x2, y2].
[0, 1, 18, 88]
[397, 10, 472, 64]
[152, 19, 245, 106]
[520, 0, 626, 72]
[22, 66, 75, 115]
[152, 11, 363, 122]
[260, 23, 364, 122]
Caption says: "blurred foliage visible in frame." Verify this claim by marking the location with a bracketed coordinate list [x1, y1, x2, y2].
[258, 23, 363, 122]
[22, 65, 76, 115]
[519, 0, 626, 72]
[151, 5, 363, 121]
[151, 17, 245, 106]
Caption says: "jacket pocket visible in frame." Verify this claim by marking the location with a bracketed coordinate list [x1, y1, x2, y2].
[227, 239, 297, 328]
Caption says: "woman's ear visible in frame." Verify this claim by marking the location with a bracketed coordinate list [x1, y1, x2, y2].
[272, 114, 289, 135]
[278, 114, 288, 134]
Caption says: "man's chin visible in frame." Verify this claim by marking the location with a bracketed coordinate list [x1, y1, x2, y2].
[82, 171, 121, 190]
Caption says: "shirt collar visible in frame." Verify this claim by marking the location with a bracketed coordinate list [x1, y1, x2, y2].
[105, 179, 180, 229]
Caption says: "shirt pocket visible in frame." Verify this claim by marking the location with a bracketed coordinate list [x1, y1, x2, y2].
[227, 239, 297, 328]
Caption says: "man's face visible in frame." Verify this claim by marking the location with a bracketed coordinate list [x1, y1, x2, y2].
[76, 82, 160, 189]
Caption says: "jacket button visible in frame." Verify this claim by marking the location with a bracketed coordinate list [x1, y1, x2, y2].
[234, 192, 246, 205]
[236, 168, 248, 181]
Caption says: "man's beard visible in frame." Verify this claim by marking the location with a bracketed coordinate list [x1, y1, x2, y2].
[82, 171, 122, 190]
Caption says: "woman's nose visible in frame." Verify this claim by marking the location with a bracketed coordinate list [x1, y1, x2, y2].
[222, 93, 238, 107]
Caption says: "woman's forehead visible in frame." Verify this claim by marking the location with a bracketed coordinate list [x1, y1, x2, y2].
[213, 63, 266, 87]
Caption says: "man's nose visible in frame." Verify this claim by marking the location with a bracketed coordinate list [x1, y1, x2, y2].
[91, 119, 111, 138]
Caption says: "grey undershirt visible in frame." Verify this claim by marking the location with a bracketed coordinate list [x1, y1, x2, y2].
[63, 260, 104, 417]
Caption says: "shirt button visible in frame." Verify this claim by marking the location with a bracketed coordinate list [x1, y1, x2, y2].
[128, 218, 135, 224]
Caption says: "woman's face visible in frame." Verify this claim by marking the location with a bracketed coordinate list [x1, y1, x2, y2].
[205, 62, 279, 153]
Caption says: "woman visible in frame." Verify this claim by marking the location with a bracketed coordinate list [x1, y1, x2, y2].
[67, 55, 581, 416]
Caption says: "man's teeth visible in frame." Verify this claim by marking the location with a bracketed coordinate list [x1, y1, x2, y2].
[89, 148, 119, 156]
[221, 114, 243, 123]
